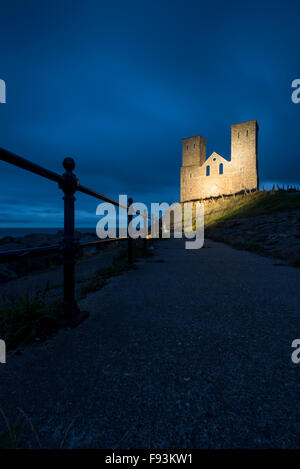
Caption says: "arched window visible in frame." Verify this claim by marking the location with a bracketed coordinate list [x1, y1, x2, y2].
[206, 165, 210, 176]
[219, 163, 223, 175]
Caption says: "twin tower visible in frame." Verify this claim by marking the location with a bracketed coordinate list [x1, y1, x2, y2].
[180, 120, 259, 202]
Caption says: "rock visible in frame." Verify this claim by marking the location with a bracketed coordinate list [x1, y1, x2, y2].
[0, 242, 24, 251]
[0, 236, 17, 245]
[207, 209, 300, 265]
[0, 265, 17, 282]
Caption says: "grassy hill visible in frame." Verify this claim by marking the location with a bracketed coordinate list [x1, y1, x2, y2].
[191, 190, 300, 266]
[203, 190, 300, 227]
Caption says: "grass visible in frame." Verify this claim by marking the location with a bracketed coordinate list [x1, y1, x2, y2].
[80, 257, 133, 297]
[0, 406, 74, 448]
[80, 244, 153, 297]
[0, 256, 136, 349]
[184, 190, 300, 264]
[0, 242, 156, 350]
[0, 294, 62, 350]
[0, 427, 20, 449]
[203, 190, 300, 228]
[0, 430, 15, 449]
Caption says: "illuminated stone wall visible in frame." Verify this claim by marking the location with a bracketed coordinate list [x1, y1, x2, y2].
[180, 120, 259, 202]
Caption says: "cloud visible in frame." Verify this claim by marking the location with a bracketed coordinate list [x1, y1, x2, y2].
[1, 1, 300, 226]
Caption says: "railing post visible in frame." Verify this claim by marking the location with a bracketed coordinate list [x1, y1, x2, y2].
[59, 157, 88, 326]
[128, 197, 133, 264]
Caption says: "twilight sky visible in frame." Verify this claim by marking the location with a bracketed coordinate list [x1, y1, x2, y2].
[0, 0, 300, 227]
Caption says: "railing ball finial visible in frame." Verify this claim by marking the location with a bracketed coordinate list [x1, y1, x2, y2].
[63, 157, 75, 172]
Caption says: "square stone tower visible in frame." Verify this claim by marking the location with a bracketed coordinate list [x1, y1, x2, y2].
[230, 119, 259, 191]
[182, 135, 206, 167]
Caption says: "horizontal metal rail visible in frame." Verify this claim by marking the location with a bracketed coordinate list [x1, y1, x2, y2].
[0, 147, 128, 210]
[79, 237, 128, 248]
[77, 185, 151, 219]
[0, 147, 150, 325]
[77, 184, 128, 209]
[0, 148, 63, 184]
[0, 237, 130, 261]
[0, 148, 152, 219]
[0, 243, 61, 262]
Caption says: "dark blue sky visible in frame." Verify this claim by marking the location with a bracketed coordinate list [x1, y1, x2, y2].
[0, 0, 300, 227]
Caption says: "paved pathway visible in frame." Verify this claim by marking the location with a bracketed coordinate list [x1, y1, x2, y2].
[1, 239, 299, 448]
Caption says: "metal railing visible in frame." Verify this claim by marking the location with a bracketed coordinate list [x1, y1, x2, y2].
[0, 147, 149, 326]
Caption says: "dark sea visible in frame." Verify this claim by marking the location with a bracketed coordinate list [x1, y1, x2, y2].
[0, 227, 97, 239]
